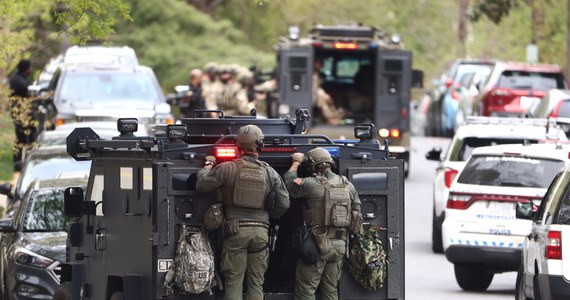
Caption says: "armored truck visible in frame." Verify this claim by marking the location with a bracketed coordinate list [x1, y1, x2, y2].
[55, 110, 405, 300]
[271, 24, 423, 177]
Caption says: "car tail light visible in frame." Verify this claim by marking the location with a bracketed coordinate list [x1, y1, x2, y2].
[390, 129, 400, 138]
[545, 230, 562, 259]
[445, 78, 453, 89]
[446, 193, 472, 210]
[444, 168, 459, 188]
[214, 146, 238, 159]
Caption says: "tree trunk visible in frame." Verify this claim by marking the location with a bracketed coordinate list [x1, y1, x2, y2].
[457, 0, 469, 58]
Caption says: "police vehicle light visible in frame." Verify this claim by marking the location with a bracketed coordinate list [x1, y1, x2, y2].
[390, 33, 401, 44]
[166, 124, 187, 140]
[323, 147, 339, 158]
[215, 146, 238, 159]
[545, 230, 562, 259]
[354, 125, 373, 139]
[379, 128, 390, 138]
[117, 118, 138, 136]
[313, 41, 323, 48]
[262, 147, 298, 153]
[334, 42, 358, 50]
[390, 129, 400, 138]
[288, 25, 300, 41]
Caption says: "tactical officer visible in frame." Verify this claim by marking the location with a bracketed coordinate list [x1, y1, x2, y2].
[284, 147, 362, 300]
[196, 124, 290, 300]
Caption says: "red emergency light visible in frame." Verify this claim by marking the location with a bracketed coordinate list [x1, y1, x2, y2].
[333, 42, 358, 50]
[214, 146, 238, 159]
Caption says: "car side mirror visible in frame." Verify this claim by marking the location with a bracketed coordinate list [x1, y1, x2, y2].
[0, 182, 13, 200]
[64, 187, 85, 217]
[425, 147, 442, 161]
[0, 218, 15, 232]
[516, 202, 536, 220]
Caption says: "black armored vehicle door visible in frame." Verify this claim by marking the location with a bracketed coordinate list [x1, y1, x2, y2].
[277, 47, 313, 117]
[338, 157, 405, 299]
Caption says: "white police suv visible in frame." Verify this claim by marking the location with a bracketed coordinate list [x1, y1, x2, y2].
[516, 163, 570, 300]
[426, 116, 567, 253]
[441, 143, 570, 291]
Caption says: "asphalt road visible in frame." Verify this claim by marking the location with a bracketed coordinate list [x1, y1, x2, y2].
[405, 136, 517, 299]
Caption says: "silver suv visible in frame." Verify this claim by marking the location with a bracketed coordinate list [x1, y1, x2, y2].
[45, 64, 173, 131]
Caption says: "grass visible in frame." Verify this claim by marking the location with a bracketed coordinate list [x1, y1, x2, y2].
[0, 112, 14, 182]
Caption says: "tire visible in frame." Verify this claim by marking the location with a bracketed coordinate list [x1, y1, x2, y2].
[110, 292, 125, 300]
[431, 209, 444, 254]
[454, 264, 493, 291]
[52, 282, 72, 300]
[515, 265, 529, 300]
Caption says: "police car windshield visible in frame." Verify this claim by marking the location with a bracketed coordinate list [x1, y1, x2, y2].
[59, 73, 160, 107]
[23, 190, 72, 232]
[457, 155, 564, 188]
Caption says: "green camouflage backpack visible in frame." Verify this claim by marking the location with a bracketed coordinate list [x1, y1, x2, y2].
[348, 224, 387, 290]
[164, 226, 218, 295]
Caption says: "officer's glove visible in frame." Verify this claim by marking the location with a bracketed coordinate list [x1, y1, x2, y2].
[205, 155, 216, 166]
[291, 152, 305, 163]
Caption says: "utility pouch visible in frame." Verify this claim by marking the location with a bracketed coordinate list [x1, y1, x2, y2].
[291, 222, 320, 264]
[203, 203, 224, 231]
[222, 219, 240, 237]
[312, 225, 331, 255]
[331, 201, 351, 227]
[348, 211, 364, 234]
[264, 190, 276, 212]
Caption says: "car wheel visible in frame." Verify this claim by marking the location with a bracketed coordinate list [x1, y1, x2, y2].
[431, 209, 444, 254]
[53, 282, 72, 300]
[110, 292, 125, 300]
[515, 265, 529, 300]
[454, 263, 493, 291]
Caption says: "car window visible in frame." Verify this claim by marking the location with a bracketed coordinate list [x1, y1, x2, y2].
[457, 155, 564, 188]
[19, 157, 91, 197]
[557, 100, 570, 118]
[23, 189, 72, 231]
[496, 71, 566, 90]
[535, 171, 565, 224]
[58, 72, 160, 107]
[447, 137, 539, 162]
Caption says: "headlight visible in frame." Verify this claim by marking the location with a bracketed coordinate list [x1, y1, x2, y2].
[378, 128, 390, 138]
[13, 247, 54, 268]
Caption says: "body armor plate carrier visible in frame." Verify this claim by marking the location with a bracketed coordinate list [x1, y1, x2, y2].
[231, 159, 269, 209]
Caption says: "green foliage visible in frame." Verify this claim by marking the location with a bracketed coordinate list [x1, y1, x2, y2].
[469, 0, 530, 23]
[113, 0, 275, 91]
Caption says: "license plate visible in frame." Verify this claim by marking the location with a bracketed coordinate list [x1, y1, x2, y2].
[520, 96, 539, 110]
[488, 202, 515, 218]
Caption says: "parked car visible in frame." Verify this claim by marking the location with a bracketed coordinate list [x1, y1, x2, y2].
[426, 116, 568, 253]
[0, 177, 87, 299]
[516, 164, 570, 300]
[44, 63, 173, 131]
[0, 145, 91, 217]
[425, 59, 496, 136]
[442, 143, 570, 292]
[475, 62, 568, 117]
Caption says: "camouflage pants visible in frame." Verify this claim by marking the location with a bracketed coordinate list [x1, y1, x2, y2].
[294, 239, 346, 300]
[220, 226, 269, 300]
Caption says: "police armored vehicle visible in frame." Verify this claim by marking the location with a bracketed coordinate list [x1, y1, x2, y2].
[55, 110, 405, 300]
[271, 23, 423, 177]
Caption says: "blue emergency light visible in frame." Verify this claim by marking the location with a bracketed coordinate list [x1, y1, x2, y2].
[322, 147, 339, 158]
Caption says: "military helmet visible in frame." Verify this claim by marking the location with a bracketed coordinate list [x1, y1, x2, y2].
[203, 62, 219, 74]
[236, 124, 264, 152]
[307, 147, 334, 167]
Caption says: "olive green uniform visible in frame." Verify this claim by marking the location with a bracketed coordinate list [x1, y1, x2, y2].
[197, 155, 290, 300]
[284, 169, 360, 300]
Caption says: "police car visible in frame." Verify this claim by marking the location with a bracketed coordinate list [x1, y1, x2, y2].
[516, 164, 570, 300]
[441, 143, 570, 292]
[426, 116, 568, 253]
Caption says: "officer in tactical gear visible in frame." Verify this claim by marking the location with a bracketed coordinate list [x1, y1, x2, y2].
[196, 124, 290, 300]
[284, 147, 362, 300]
